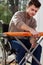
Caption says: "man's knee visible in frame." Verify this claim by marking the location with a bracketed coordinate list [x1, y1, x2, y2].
[37, 44, 42, 52]
[33, 44, 42, 55]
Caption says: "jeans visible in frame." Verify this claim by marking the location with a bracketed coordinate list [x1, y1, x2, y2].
[10, 38, 42, 65]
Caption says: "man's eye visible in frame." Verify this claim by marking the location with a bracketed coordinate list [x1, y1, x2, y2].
[35, 10, 37, 12]
[31, 9, 34, 11]
[31, 9, 37, 12]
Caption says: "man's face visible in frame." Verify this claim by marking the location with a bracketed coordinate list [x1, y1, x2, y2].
[26, 5, 39, 17]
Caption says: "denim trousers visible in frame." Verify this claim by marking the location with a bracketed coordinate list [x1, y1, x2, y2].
[10, 38, 42, 65]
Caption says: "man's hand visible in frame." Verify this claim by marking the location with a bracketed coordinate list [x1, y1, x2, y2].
[30, 29, 38, 36]
[30, 37, 37, 48]
[30, 29, 40, 40]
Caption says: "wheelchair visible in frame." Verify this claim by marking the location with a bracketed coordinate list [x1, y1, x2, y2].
[0, 23, 18, 65]
[0, 23, 43, 65]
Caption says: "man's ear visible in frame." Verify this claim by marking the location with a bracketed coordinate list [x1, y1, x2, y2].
[26, 5, 30, 11]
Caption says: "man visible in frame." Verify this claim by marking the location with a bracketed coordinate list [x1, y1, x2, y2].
[9, 0, 42, 65]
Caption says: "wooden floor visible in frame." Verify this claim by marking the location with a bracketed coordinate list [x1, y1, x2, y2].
[0, 62, 18, 65]
[0, 63, 18, 65]
[0, 64, 15, 65]
[0, 63, 28, 65]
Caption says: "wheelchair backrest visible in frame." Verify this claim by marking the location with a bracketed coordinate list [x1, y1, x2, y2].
[2, 23, 9, 32]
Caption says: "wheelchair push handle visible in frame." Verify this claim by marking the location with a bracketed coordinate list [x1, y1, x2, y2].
[3, 32, 43, 37]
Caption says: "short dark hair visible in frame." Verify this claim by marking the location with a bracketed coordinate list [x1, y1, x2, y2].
[27, 0, 41, 8]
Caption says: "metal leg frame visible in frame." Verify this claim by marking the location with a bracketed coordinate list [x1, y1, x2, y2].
[15, 37, 43, 65]
[22, 37, 43, 65]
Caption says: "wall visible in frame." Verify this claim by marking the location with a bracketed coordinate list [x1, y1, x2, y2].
[34, 0, 43, 64]
[34, 0, 43, 32]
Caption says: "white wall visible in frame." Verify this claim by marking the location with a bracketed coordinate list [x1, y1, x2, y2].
[34, 0, 43, 32]
[34, 0, 43, 65]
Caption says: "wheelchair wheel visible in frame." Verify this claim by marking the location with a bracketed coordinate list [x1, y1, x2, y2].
[0, 41, 18, 65]
[0, 41, 7, 65]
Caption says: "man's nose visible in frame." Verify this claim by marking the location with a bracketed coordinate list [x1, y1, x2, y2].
[34, 11, 36, 14]
[33, 11, 36, 15]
